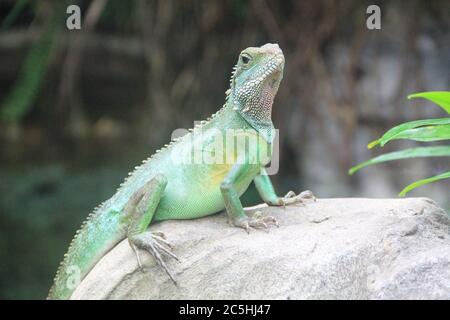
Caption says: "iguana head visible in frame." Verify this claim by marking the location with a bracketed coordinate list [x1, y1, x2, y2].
[228, 43, 285, 130]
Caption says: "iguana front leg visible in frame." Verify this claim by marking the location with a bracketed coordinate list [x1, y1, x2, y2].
[125, 174, 179, 283]
[254, 168, 316, 207]
[220, 162, 277, 232]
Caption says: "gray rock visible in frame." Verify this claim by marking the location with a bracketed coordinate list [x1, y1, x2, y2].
[71, 198, 450, 300]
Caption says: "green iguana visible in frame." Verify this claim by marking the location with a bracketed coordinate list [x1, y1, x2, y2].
[48, 43, 314, 300]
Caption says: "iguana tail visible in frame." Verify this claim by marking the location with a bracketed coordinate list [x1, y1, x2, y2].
[47, 207, 126, 300]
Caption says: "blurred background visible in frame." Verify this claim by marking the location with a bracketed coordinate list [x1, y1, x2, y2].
[0, 0, 448, 299]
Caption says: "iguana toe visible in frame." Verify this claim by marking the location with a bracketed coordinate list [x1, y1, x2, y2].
[151, 232, 174, 249]
[129, 231, 178, 284]
[280, 190, 316, 207]
[232, 212, 278, 233]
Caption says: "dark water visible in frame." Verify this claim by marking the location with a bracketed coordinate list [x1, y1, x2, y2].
[0, 161, 127, 299]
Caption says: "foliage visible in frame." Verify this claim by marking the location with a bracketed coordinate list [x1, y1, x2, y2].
[349, 91, 450, 196]
[0, 2, 66, 123]
[1, 0, 29, 30]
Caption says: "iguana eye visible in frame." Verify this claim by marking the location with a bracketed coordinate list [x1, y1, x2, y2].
[241, 53, 251, 65]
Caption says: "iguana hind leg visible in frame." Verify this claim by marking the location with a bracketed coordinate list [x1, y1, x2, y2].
[125, 173, 178, 283]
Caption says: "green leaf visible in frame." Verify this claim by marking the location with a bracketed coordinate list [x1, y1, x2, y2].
[0, 2, 65, 123]
[408, 91, 450, 114]
[393, 124, 450, 142]
[1, 0, 28, 30]
[399, 171, 450, 196]
[368, 118, 450, 148]
[348, 146, 450, 175]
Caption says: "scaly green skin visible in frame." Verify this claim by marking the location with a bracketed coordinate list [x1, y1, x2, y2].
[48, 43, 313, 300]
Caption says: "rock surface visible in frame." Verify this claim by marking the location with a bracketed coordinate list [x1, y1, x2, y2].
[72, 198, 450, 300]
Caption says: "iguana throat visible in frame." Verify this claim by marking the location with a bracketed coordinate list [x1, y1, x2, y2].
[228, 43, 285, 142]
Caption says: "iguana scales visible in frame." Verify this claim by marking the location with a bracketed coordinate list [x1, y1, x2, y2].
[48, 43, 314, 299]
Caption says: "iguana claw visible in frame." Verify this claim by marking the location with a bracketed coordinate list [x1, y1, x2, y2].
[233, 211, 279, 233]
[129, 231, 179, 284]
[280, 190, 316, 208]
